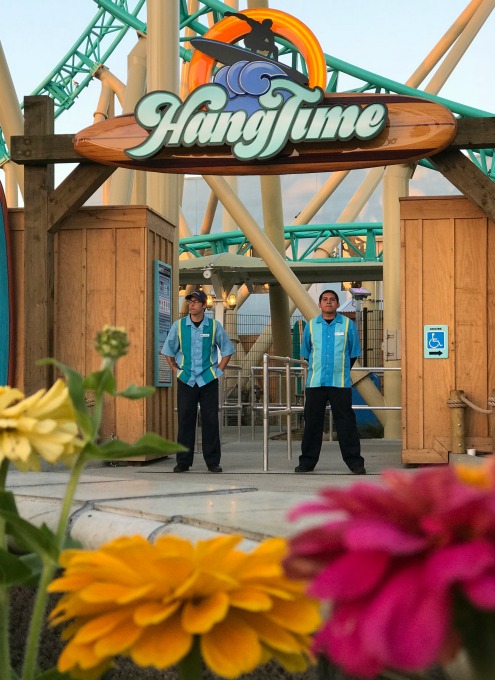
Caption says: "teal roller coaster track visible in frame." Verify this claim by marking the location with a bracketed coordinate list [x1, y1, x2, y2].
[1, 0, 493, 183]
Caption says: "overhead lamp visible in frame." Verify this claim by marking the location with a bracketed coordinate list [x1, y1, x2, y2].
[206, 294, 214, 310]
[226, 293, 237, 310]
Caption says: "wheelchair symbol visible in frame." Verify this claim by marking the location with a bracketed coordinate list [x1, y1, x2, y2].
[427, 332, 444, 349]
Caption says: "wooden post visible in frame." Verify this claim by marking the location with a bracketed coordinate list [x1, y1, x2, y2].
[449, 389, 466, 455]
[23, 96, 55, 393]
[489, 390, 495, 454]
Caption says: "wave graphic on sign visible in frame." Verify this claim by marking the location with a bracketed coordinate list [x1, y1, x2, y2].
[213, 59, 290, 113]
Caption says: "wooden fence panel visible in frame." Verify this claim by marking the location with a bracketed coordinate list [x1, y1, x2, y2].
[401, 196, 494, 462]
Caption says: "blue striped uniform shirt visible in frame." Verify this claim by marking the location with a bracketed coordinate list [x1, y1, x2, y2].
[301, 313, 361, 388]
[162, 315, 235, 387]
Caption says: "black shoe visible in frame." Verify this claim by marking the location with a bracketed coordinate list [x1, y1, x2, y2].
[207, 465, 222, 473]
[294, 465, 314, 473]
[350, 466, 367, 475]
[173, 464, 190, 473]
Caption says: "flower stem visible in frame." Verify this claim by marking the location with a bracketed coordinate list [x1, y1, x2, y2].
[0, 460, 11, 675]
[55, 452, 86, 547]
[0, 458, 8, 488]
[21, 564, 55, 680]
[178, 637, 203, 680]
[21, 452, 87, 680]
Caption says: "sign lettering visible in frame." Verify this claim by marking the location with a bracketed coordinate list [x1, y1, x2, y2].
[126, 81, 388, 163]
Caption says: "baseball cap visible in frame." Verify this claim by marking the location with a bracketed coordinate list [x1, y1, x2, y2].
[185, 289, 207, 303]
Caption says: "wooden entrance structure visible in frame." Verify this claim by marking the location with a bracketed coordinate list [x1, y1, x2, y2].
[401, 196, 495, 463]
[9, 96, 495, 451]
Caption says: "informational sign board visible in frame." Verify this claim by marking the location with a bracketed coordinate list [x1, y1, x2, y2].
[154, 261, 173, 386]
[424, 324, 449, 359]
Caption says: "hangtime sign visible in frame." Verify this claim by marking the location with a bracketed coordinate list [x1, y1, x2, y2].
[73, 9, 457, 175]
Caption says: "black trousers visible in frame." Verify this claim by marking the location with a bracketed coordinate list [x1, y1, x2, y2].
[176, 379, 221, 467]
[299, 386, 364, 471]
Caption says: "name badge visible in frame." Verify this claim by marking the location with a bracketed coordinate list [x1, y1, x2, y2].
[201, 333, 210, 338]
[335, 331, 344, 336]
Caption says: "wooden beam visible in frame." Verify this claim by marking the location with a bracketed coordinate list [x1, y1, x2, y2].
[23, 96, 55, 392]
[450, 117, 495, 150]
[430, 148, 495, 224]
[10, 133, 86, 164]
[48, 163, 116, 233]
[11, 116, 495, 166]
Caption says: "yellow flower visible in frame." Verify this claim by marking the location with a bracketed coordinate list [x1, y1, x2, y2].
[455, 459, 495, 489]
[49, 534, 321, 679]
[0, 380, 81, 471]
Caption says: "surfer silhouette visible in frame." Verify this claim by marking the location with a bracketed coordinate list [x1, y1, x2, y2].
[224, 11, 279, 60]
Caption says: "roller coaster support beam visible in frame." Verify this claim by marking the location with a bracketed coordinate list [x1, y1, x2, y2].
[0, 42, 24, 198]
[251, 0, 291, 360]
[108, 36, 147, 205]
[203, 174, 319, 320]
[261, 175, 292, 362]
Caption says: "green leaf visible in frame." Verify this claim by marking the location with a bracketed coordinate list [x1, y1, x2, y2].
[35, 668, 72, 680]
[454, 592, 495, 680]
[84, 433, 186, 461]
[75, 411, 95, 440]
[0, 548, 34, 585]
[84, 369, 116, 395]
[1, 513, 59, 563]
[18, 552, 44, 585]
[115, 384, 155, 400]
[0, 490, 19, 515]
[39, 358, 88, 416]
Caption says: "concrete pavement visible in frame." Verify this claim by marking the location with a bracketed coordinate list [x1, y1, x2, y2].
[6, 429, 487, 549]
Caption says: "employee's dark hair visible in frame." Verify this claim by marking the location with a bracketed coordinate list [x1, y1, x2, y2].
[319, 289, 339, 304]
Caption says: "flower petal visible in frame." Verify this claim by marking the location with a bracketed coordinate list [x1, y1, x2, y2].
[309, 550, 389, 600]
[201, 613, 262, 678]
[131, 612, 192, 669]
[182, 591, 230, 633]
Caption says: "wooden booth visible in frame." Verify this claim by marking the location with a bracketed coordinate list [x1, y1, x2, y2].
[400, 195, 495, 463]
[9, 205, 176, 444]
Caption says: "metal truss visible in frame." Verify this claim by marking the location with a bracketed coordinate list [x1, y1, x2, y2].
[179, 223, 383, 263]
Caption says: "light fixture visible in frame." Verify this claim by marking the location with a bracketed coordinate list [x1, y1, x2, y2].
[226, 293, 237, 310]
[206, 294, 214, 310]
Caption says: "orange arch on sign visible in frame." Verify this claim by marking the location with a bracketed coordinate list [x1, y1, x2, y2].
[188, 9, 327, 92]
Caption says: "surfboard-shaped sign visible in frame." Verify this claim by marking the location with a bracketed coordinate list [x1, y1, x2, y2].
[73, 93, 456, 175]
[0, 180, 14, 386]
[74, 9, 457, 175]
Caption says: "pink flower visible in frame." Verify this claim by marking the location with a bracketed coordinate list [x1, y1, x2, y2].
[284, 461, 495, 678]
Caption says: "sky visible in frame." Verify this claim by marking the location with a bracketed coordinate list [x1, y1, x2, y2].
[2, 1, 493, 137]
[1, 1, 493, 221]
[2, 1, 493, 310]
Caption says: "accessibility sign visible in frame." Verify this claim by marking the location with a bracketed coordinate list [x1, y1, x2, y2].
[424, 325, 448, 359]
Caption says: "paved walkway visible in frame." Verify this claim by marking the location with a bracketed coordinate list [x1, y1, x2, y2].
[7, 429, 485, 549]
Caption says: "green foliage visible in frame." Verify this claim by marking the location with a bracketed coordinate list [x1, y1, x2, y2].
[0, 327, 184, 680]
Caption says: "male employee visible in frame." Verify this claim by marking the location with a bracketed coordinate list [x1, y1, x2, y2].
[296, 289, 366, 474]
[163, 289, 235, 473]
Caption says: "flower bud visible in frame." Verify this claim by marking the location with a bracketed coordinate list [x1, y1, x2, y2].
[95, 326, 130, 360]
